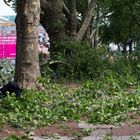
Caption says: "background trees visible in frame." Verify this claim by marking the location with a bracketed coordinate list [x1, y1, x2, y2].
[39, 0, 140, 51]
[40, 0, 97, 51]
[99, 0, 140, 52]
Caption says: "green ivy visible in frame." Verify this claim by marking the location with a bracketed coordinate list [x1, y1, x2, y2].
[0, 78, 140, 130]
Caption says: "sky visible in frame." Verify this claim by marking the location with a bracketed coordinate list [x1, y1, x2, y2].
[0, 0, 16, 16]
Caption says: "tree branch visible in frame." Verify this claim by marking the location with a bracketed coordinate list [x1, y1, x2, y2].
[3, 0, 11, 6]
[62, 0, 69, 14]
[76, 0, 96, 41]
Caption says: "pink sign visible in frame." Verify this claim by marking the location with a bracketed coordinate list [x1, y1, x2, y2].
[0, 26, 49, 59]
[0, 36, 16, 59]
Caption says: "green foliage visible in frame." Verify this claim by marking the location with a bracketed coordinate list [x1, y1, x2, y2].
[4, 135, 23, 140]
[40, 63, 55, 81]
[46, 43, 140, 83]
[100, 0, 140, 44]
[1, 43, 140, 136]
[49, 42, 110, 80]
[0, 74, 140, 129]
[4, 135, 29, 140]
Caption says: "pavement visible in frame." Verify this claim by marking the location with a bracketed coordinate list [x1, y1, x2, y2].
[31, 135, 140, 140]
[30, 122, 140, 140]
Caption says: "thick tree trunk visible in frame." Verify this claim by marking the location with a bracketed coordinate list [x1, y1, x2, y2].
[76, 0, 96, 41]
[40, 0, 65, 44]
[15, 0, 40, 89]
[40, 0, 65, 57]
[40, 0, 96, 44]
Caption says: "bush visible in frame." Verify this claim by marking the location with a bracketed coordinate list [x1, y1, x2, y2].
[44, 42, 139, 83]
[47, 42, 111, 80]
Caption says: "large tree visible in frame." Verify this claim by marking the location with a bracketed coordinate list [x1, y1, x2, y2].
[3, 0, 97, 87]
[4, 0, 97, 45]
[38, 0, 97, 55]
[14, 0, 40, 89]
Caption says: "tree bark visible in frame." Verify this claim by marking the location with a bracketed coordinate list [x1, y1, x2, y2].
[15, 0, 40, 89]
[40, 0, 65, 44]
[68, 0, 77, 40]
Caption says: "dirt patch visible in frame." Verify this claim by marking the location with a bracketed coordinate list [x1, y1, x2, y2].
[0, 125, 24, 139]
[0, 122, 82, 139]
[34, 122, 82, 137]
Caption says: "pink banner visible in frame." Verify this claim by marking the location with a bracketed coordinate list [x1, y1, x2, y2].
[0, 36, 16, 59]
[0, 27, 49, 59]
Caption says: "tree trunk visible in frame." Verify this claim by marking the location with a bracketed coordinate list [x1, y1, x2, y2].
[40, 0, 65, 44]
[40, 0, 65, 57]
[129, 43, 132, 54]
[122, 43, 127, 54]
[15, 0, 40, 89]
[68, 0, 77, 40]
[76, 0, 96, 41]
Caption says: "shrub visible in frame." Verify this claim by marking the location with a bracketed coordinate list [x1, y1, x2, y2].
[47, 42, 111, 80]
